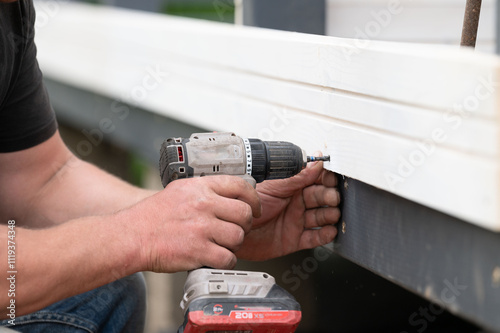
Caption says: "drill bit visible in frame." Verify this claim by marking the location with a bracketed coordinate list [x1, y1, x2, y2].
[307, 155, 330, 162]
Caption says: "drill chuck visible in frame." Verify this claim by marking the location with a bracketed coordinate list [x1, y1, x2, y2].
[247, 139, 305, 183]
[159, 132, 314, 187]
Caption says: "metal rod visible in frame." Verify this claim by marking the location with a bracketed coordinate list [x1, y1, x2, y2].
[497, 0, 500, 54]
[461, 0, 483, 48]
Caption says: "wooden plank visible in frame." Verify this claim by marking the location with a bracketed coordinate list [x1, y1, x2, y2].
[159, 56, 498, 156]
[33, 2, 500, 231]
[35, 2, 500, 117]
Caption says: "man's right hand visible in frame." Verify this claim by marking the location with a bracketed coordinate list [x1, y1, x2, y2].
[125, 176, 261, 273]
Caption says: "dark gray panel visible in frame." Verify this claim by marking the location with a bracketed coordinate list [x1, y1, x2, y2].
[44, 79, 205, 165]
[243, 0, 325, 35]
[337, 176, 500, 332]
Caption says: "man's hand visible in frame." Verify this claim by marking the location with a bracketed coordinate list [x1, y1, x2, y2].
[131, 176, 261, 273]
[235, 160, 341, 261]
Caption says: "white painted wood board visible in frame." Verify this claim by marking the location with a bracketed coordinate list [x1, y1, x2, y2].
[33, 2, 500, 231]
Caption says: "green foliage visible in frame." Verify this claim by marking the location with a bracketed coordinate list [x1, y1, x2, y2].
[162, 0, 235, 23]
[128, 153, 149, 187]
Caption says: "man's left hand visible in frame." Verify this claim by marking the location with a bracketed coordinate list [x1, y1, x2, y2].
[235, 159, 341, 261]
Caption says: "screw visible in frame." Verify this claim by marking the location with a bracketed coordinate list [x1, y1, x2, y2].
[307, 156, 330, 162]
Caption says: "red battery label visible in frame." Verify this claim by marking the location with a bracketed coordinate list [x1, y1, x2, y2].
[229, 311, 289, 320]
[183, 310, 301, 333]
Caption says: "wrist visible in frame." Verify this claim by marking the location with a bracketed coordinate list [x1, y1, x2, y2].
[108, 208, 146, 276]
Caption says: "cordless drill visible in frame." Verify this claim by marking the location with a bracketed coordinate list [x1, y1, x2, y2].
[159, 132, 329, 188]
[159, 132, 329, 333]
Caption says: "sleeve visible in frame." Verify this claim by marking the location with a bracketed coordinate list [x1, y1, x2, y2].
[0, 0, 58, 153]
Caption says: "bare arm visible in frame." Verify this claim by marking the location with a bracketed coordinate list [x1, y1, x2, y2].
[0, 131, 153, 316]
[0, 214, 141, 317]
[0, 131, 155, 228]
[0, 131, 261, 317]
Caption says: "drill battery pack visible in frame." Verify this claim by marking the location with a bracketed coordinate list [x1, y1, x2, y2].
[177, 269, 302, 333]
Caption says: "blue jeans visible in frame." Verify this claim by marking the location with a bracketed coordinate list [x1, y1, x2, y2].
[0, 273, 146, 333]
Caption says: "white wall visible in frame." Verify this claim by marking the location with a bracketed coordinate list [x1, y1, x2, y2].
[326, 0, 496, 53]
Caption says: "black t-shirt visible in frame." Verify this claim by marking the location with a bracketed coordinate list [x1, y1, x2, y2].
[0, 0, 57, 153]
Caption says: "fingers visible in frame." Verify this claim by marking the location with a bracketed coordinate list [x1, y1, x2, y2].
[191, 223, 244, 269]
[193, 176, 260, 263]
[214, 197, 253, 234]
[208, 176, 262, 218]
[301, 207, 340, 252]
[291, 159, 338, 194]
[317, 169, 338, 187]
[211, 221, 245, 252]
[304, 207, 341, 228]
[303, 185, 340, 209]
[298, 225, 337, 250]
[171, 219, 245, 271]
[199, 243, 238, 270]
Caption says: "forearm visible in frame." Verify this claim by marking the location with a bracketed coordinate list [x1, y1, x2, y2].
[0, 132, 156, 228]
[25, 155, 156, 227]
[0, 211, 143, 318]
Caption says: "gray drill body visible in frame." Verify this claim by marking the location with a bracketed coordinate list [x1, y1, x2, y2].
[160, 132, 311, 188]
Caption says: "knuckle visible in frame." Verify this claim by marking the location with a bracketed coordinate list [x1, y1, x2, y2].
[320, 207, 340, 224]
[234, 227, 245, 244]
[325, 188, 340, 205]
[232, 175, 247, 187]
[330, 207, 341, 221]
[191, 218, 207, 235]
[319, 208, 328, 222]
[193, 196, 211, 211]
[322, 171, 338, 187]
[236, 205, 253, 232]
[305, 209, 315, 224]
[236, 178, 254, 195]
[225, 226, 245, 250]
[220, 175, 243, 188]
[241, 204, 253, 221]
[232, 201, 250, 219]
[335, 190, 341, 204]
[218, 252, 236, 269]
